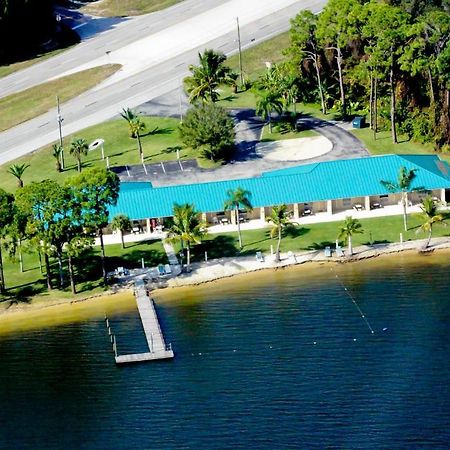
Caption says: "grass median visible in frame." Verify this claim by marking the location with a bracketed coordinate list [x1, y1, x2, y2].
[82, 0, 183, 17]
[0, 64, 120, 132]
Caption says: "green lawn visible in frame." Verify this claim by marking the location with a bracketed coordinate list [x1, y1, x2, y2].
[0, 116, 187, 193]
[82, 0, 183, 17]
[227, 32, 290, 80]
[352, 128, 450, 164]
[0, 239, 167, 306]
[178, 213, 450, 263]
[261, 124, 317, 142]
[0, 64, 120, 132]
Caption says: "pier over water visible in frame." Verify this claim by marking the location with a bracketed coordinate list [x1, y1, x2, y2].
[115, 280, 174, 364]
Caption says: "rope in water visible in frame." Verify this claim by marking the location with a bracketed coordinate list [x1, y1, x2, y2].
[331, 268, 375, 334]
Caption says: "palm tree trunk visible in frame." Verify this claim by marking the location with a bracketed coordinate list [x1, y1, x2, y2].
[57, 248, 64, 288]
[77, 157, 82, 172]
[276, 227, 282, 262]
[44, 252, 52, 290]
[236, 206, 243, 249]
[314, 55, 326, 115]
[390, 65, 398, 144]
[402, 192, 408, 232]
[120, 230, 125, 249]
[428, 68, 435, 105]
[99, 229, 107, 286]
[18, 238, 23, 273]
[37, 248, 43, 273]
[426, 227, 432, 249]
[186, 243, 191, 268]
[369, 74, 373, 129]
[268, 112, 272, 133]
[67, 253, 76, 294]
[374, 77, 378, 139]
[137, 133, 143, 157]
[0, 243, 5, 294]
[336, 48, 345, 118]
[348, 235, 353, 256]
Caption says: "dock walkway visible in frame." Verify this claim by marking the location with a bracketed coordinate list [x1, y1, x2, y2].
[115, 280, 174, 364]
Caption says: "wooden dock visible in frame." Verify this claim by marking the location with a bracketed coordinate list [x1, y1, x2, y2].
[115, 280, 174, 364]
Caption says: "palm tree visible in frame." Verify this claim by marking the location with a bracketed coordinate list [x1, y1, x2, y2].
[8, 163, 30, 188]
[255, 90, 283, 133]
[224, 187, 253, 249]
[381, 166, 420, 231]
[338, 216, 363, 256]
[69, 138, 89, 172]
[120, 107, 138, 128]
[120, 108, 146, 158]
[129, 118, 146, 158]
[111, 214, 132, 249]
[266, 204, 292, 262]
[185, 49, 237, 103]
[52, 144, 63, 173]
[166, 203, 206, 269]
[416, 197, 447, 248]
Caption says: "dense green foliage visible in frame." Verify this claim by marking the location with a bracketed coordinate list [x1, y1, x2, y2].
[251, 0, 450, 151]
[179, 104, 235, 162]
[185, 49, 237, 103]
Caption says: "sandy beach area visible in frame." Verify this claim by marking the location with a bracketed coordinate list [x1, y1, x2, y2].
[0, 236, 449, 332]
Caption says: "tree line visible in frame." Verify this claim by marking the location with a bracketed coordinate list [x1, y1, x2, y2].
[0, 167, 119, 295]
[283, 0, 450, 148]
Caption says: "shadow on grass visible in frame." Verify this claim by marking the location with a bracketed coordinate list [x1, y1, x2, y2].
[362, 239, 391, 245]
[162, 145, 183, 154]
[1, 282, 47, 306]
[189, 235, 238, 262]
[307, 240, 336, 250]
[284, 225, 309, 239]
[142, 127, 173, 137]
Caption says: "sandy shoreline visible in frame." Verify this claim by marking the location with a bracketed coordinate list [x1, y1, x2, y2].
[0, 236, 449, 330]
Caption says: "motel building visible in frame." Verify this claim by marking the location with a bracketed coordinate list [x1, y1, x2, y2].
[107, 155, 450, 236]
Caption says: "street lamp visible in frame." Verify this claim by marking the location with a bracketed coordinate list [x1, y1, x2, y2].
[56, 95, 65, 170]
[236, 17, 244, 86]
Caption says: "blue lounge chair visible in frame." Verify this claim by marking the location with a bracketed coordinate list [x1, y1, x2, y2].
[256, 251, 264, 262]
[157, 264, 166, 276]
[324, 246, 332, 257]
[335, 247, 344, 257]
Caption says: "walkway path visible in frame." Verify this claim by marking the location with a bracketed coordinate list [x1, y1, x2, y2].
[162, 240, 179, 265]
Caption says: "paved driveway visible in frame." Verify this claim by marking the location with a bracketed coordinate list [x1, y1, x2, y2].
[112, 105, 369, 185]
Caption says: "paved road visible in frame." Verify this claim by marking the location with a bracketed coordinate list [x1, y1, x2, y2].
[0, 0, 327, 165]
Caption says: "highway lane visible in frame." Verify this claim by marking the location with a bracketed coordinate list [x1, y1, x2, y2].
[0, 0, 326, 165]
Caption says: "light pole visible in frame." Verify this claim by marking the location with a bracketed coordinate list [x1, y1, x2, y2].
[56, 95, 65, 170]
[236, 17, 244, 86]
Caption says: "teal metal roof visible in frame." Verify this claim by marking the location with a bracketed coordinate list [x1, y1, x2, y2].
[108, 155, 450, 220]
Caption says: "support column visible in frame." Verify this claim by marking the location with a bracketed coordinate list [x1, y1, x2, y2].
[146, 218, 151, 233]
[365, 196, 371, 211]
[441, 188, 446, 203]
[293, 203, 299, 219]
[327, 200, 333, 215]
[260, 207, 265, 221]
[231, 210, 237, 225]
[201, 212, 207, 223]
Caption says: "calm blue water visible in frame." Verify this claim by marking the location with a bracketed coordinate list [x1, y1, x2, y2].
[0, 254, 450, 449]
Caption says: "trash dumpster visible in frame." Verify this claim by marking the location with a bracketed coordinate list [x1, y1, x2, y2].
[352, 116, 365, 128]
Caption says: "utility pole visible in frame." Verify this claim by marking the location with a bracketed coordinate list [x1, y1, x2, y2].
[236, 17, 244, 86]
[56, 95, 65, 170]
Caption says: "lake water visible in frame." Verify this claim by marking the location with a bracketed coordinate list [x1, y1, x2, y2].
[1, 253, 449, 449]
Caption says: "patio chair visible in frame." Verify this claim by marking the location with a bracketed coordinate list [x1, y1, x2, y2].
[164, 264, 172, 274]
[324, 246, 332, 257]
[256, 251, 264, 262]
[335, 247, 344, 257]
[157, 264, 166, 276]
